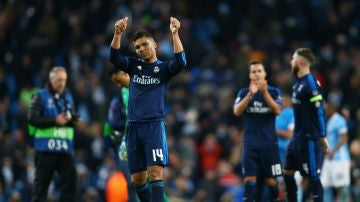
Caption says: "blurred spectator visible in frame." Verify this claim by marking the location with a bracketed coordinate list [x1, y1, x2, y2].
[197, 133, 223, 174]
[217, 159, 243, 202]
[350, 138, 360, 201]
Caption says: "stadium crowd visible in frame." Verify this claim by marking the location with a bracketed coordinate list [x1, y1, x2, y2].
[0, 0, 360, 201]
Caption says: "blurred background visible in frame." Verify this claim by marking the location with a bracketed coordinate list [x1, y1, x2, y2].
[0, 0, 359, 201]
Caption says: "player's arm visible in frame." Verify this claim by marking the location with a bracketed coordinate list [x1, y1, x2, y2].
[262, 91, 281, 115]
[309, 81, 326, 137]
[233, 93, 252, 116]
[311, 84, 330, 153]
[320, 137, 330, 154]
[276, 126, 294, 139]
[329, 122, 348, 159]
[258, 81, 281, 115]
[233, 87, 253, 116]
[329, 131, 348, 159]
[168, 17, 187, 74]
[110, 17, 131, 72]
[170, 17, 183, 53]
[111, 17, 128, 50]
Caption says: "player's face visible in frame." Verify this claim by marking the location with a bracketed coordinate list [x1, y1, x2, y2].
[290, 53, 299, 75]
[111, 71, 130, 88]
[134, 37, 157, 62]
[249, 64, 266, 81]
[50, 70, 67, 94]
[324, 102, 335, 118]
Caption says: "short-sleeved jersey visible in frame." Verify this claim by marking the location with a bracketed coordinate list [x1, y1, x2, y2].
[292, 73, 326, 139]
[276, 108, 294, 152]
[326, 112, 350, 161]
[110, 48, 187, 122]
[234, 86, 282, 149]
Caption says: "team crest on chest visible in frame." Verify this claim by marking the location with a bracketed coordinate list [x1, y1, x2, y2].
[154, 66, 159, 73]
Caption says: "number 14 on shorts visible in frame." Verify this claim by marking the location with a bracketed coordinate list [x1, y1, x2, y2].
[152, 149, 164, 162]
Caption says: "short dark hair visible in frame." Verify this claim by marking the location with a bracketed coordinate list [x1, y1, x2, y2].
[295, 48, 315, 64]
[248, 60, 264, 67]
[132, 30, 154, 41]
[248, 60, 265, 71]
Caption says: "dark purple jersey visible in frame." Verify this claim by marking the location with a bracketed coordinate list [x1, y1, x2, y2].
[234, 86, 282, 149]
[110, 48, 187, 122]
[291, 73, 326, 139]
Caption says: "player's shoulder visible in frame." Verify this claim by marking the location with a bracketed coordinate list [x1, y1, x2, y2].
[302, 74, 322, 91]
[304, 74, 320, 85]
[267, 85, 280, 90]
[238, 87, 249, 94]
[234, 87, 248, 99]
[132, 57, 144, 64]
[267, 85, 281, 93]
[157, 60, 170, 67]
[333, 113, 347, 123]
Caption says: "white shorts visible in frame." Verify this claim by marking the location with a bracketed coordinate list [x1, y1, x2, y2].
[320, 159, 350, 188]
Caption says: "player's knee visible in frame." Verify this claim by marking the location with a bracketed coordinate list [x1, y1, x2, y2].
[244, 176, 256, 182]
[131, 179, 143, 188]
[147, 170, 162, 181]
[265, 178, 277, 186]
[147, 165, 163, 181]
[283, 169, 295, 176]
[131, 173, 147, 187]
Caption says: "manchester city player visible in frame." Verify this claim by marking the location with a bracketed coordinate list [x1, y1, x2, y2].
[321, 100, 350, 202]
[233, 61, 282, 202]
[109, 16, 187, 202]
[283, 48, 330, 202]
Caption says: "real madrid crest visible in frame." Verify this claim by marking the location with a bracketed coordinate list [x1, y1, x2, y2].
[154, 66, 159, 73]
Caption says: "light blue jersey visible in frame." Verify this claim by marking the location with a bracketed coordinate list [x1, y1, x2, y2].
[326, 112, 350, 161]
[276, 108, 294, 162]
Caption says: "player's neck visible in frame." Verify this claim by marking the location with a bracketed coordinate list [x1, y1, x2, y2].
[143, 56, 158, 63]
[297, 67, 310, 78]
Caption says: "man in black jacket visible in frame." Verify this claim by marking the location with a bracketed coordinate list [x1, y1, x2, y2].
[27, 66, 79, 202]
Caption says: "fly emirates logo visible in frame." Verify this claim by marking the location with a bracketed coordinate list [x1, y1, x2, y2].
[133, 75, 160, 85]
[247, 101, 271, 113]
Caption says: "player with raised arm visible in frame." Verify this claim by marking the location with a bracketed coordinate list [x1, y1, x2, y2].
[109, 16, 187, 202]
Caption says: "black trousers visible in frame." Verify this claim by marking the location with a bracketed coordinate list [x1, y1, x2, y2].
[31, 151, 77, 202]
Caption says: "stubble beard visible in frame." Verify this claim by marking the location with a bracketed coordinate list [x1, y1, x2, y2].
[139, 52, 150, 62]
[291, 64, 299, 75]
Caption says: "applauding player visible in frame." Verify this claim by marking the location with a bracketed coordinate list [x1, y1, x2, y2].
[234, 61, 282, 202]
